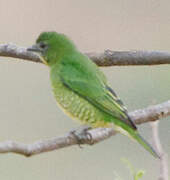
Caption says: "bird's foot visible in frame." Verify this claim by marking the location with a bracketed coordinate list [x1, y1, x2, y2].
[69, 125, 93, 148]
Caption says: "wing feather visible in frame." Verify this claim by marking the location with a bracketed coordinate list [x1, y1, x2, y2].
[59, 55, 137, 130]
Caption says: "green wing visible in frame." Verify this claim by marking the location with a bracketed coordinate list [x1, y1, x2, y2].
[59, 55, 136, 130]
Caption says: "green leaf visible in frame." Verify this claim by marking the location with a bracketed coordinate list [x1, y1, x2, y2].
[134, 170, 145, 180]
[121, 158, 145, 180]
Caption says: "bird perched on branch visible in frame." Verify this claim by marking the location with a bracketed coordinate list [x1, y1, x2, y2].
[28, 31, 159, 158]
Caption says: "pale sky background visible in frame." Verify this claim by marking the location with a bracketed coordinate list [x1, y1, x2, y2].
[0, 0, 170, 179]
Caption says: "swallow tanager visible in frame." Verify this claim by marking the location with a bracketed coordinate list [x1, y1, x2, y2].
[28, 32, 159, 158]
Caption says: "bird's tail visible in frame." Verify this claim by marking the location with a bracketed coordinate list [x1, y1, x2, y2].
[131, 131, 160, 158]
[115, 125, 160, 159]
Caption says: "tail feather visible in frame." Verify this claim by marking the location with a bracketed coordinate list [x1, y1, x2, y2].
[133, 132, 160, 159]
[115, 125, 160, 159]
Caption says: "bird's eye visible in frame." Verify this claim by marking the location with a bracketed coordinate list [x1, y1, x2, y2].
[39, 42, 47, 49]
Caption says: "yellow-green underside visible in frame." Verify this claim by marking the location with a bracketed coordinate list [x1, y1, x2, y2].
[51, 79, 116, 128]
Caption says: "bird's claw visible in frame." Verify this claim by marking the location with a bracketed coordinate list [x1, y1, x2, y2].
[69, 125, 93, 148]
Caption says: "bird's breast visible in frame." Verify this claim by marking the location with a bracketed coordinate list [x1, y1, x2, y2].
[51, 80, 111, 128]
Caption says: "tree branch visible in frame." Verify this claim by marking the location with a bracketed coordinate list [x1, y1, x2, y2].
[1, 43, 170, 66]
[0, 100, 169, 157]
[150, 121, 169, 180]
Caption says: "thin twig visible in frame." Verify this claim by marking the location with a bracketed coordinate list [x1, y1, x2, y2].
[1, 44, 170, 66]
[0, 101, 169, 157]
[129, 100, 170, 124]
[150, 121, 169, 180]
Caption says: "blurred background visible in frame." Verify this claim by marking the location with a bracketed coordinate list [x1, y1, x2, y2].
[0, 0, 169, 179]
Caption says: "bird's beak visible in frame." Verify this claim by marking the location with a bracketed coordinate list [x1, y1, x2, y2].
[27, 44, 42, 53]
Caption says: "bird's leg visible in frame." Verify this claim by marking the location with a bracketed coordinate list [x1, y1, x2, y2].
[69, 125, 93, 147]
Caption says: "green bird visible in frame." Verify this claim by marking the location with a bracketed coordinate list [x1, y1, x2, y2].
[28, 32, 159, 158]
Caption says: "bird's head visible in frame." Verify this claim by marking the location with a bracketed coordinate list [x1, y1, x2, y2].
[27, 32, 76, 66]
